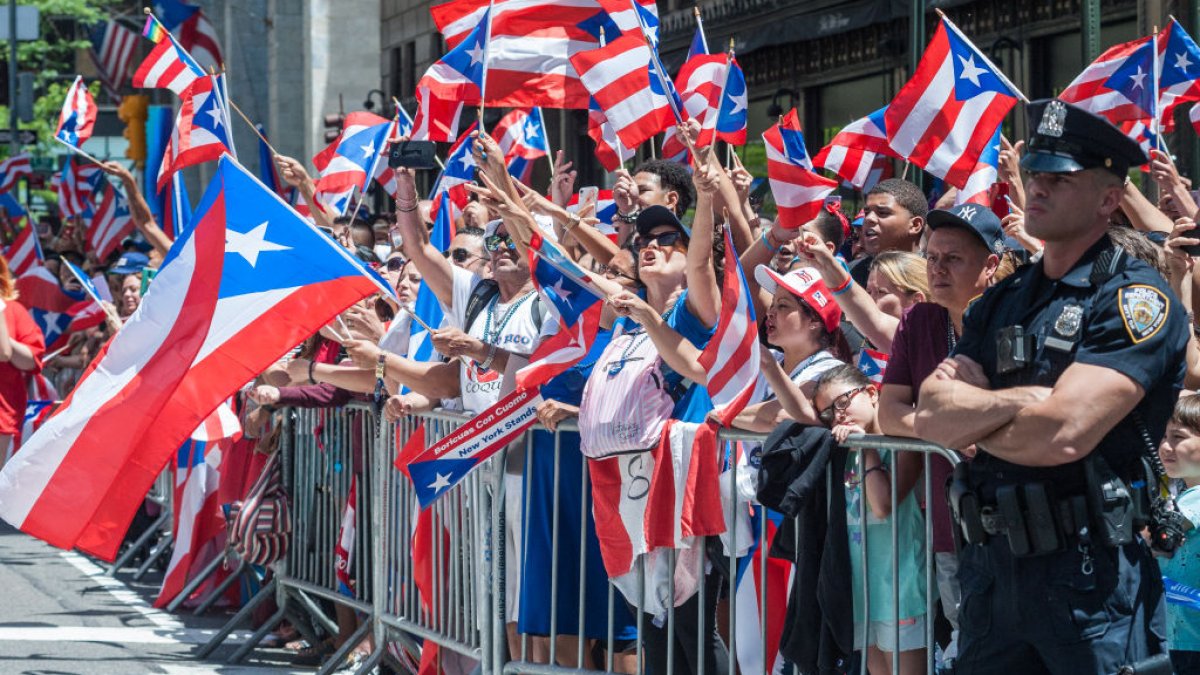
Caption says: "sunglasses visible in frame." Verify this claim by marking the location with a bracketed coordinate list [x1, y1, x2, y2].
[484, 234, 516, 252]
[386, 257, 406, 272]
[632, 231, 685, 252]
[817, 386, 868, 426]
[597, 263, 638, 283]
[443, 247, 478, 264]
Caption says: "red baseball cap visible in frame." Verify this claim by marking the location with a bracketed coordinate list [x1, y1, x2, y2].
[754, 265, 841, 333]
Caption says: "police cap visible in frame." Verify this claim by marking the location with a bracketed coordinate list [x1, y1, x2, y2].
[1020, 99, 1147, 177]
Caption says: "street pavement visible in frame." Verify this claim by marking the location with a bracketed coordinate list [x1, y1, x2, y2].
[0, 522, 306, 674]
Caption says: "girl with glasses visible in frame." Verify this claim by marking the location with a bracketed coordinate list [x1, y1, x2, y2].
[812, 364, 929, 675]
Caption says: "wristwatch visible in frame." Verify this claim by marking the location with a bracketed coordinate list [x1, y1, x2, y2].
[375, 352, 387, 380]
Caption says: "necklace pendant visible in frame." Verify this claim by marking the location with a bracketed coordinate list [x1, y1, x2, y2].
[607, 361, 625, 378]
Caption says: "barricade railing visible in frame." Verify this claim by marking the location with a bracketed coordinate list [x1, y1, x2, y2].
[107, 466, 174, 577]
[198, 404, 962, 675]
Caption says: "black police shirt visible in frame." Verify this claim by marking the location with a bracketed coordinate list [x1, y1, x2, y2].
[952, 235, 1187, 497]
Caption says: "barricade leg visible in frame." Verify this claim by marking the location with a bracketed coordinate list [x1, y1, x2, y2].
[192, 559, 248, 615]
[167, 552, 228, 613]
[106, 510, 169, 575]
[227, 601, 288, 664]
[132, 532, 173, 580]
[316, 619, 372, 675]
[196, 577, 277, 659]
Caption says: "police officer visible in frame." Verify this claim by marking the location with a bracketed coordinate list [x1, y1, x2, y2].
[914, 99, 1186, 674]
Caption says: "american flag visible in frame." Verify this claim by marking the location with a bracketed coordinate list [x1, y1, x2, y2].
[89, 21, 139, 95]
[885, 16, 1023, 189]
[430, 0, 659, 109]
[763, 110, 838, 229]
[698, 225, 760, 426]
[1059, 35, 1155, 126]
[814, 106, 894, 190]
[570, 33, 674, 151]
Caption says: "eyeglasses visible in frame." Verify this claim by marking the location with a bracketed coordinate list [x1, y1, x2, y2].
[484, 234, 516, 252]
[445, 248, 477, 264]
[597, 263, 638, 283]
[817, 386, 868, 426]
[632, 231, 685, 252]
[386, 257, 406, 272]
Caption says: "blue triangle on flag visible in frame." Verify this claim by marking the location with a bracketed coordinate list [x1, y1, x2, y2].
[408, 457, 480, 507]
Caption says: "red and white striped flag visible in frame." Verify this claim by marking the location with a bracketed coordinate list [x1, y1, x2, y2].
[587, 96, 634, 171]
[87, 184, 134, 263]
[335, 476, 357, 596]
[4, 224, 42, 278]
[814, 106, 894, 190]
[55, 77, 98, 150]
[700, 226, 760, 426]
[570, 33, 674, 151]
[763, 111, 838, 229]
[132, 32, 205, 98]
[0, 153, 32, 194]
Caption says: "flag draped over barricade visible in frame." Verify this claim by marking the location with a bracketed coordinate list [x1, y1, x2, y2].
[0, 156, 395, 560]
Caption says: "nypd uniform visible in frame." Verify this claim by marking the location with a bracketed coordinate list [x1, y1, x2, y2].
[947, 100, 1187, 673]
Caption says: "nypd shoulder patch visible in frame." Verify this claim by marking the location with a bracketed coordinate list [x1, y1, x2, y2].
[1118, 284, 1168, 344]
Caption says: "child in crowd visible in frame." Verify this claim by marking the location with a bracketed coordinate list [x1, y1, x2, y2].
[1157, 393, 1200, 673]
[813, 364, 928, 675]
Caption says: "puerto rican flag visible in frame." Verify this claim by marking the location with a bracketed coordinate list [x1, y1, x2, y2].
[699, 225, 760, 426]
[0, 155, 394, 560]
[734, 509, 793, 675]
[16, 266, 86, 315]
[1157, 19, 1200, 130]
[132, 24, 206, 98]
[1060, 35, 1155, 126]
[0, 153, 32, 194]
[886, 16, 1023, 189]
[566, 189, 618, 240]
[430, 0, 659, 109]
[88, 183, 135, 262]
[15, 400, 55, 455]
[515, 233, 603, 390]
[4, 219, 43, 278]
[763, 110, 838, 229]
[417, 8, 489, 104]
[405, 192, 451, 365]
[157, 75, 235, 193]
[165, 171, 194, 239]
[955, 125, 1002, 207]
[1120, 118, 1159, 164]
[154, 427, 234, 608]
[310, 111, 396, 216]
[856, 347, 889, 384]
[571, 33, 675, 150]
[492, 108, 549, 185]
[662, 25, 710, 163]
[89, 20, 140, 95]
[411, 85, 466, 143]
[149, 0, 223, 72]
[587, 96, 634, 171]
[33, 300, 105, 353]
[334, 476, 357, 597]
[814, 106, 895, 190]
[668, 53, 748, 150]
[55, 77, 98, 150]
[56, 158, 104, 219]
[427, 122, 479, 223]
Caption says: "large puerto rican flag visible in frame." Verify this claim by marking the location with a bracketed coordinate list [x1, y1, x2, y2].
[885, 16, 1023, 189]
[0, 155, 394, 560]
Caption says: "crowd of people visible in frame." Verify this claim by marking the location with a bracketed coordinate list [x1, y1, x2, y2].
[0, 99, 1198, 675]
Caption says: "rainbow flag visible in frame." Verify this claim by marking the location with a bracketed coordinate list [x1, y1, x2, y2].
[142, 15, 168, 43]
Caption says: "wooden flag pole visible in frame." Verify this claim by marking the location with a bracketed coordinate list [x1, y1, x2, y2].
[54, 137, 106, 166]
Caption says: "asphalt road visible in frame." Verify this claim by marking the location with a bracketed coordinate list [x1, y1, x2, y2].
[0, 522, 306, 674]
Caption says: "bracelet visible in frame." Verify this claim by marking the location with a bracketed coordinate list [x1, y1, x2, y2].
[480, 343, 498, 370]
[564, 214, 581, 231]
[616, 208, 640, 224]
[862, 465, 889, 479]
[829, 275, 853, 296]
[307, 359, 317, 385]
[375, 353, 387, 380]
[758, 229, 777, 253]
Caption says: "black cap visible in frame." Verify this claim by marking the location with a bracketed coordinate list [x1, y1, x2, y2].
[635, 205, 692, 240]
[927, 203, 1006, 255]
[1021, 99, 1148, 177]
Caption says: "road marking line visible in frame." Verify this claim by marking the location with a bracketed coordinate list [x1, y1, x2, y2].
[59, 550, 184, 630]
[0, 625, 252, 645]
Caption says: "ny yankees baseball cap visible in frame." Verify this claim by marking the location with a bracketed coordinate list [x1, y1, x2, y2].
[927, 203, 1006, 255]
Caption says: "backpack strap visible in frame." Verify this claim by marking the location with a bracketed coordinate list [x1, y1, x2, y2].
[462, 279, 501, 333]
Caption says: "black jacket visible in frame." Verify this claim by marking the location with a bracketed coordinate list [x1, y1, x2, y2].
[756, 423, 852, 674]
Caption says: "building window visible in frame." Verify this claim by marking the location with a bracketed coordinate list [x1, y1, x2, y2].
[402, 40, 417, 95]
[1029, 20, 1137, 98]
[390, 47, 403, 101]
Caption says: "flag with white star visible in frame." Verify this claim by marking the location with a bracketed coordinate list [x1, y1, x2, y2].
[1061, 34, 1158, 127]
[415, 7, 489, 105]
[0, 154, 394, 561]
[311, 110, 396, 216]
[54, 76, 97, 150]
[885, 16, 1024, 189]
[492, 108, 549, 185]
[156, 74, 235, 193]
[1156, 19, 1200, 130]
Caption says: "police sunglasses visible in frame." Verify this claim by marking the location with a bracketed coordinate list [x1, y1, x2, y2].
[484, 234, 516, 252]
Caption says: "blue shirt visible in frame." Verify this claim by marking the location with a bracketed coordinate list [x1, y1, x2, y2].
[1161, 485, 1200, 652]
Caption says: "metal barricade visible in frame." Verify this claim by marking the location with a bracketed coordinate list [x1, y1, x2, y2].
[196, 402, 962, 675]
[107, 466, 174, 577]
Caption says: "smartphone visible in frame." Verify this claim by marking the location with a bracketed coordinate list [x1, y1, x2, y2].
[389, 228, 403, 249]
[389, 140, 438, 170]
[140, 267, 158, 295]
[579, 186, 599, 214]
[991, 183, 1012, 220]
[1182, 227, 1200, 257]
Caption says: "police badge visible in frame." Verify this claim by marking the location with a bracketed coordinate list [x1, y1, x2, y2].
[1054, 304, 1083, 338]
[1038, 100, 1067, 138]
[1118, 285, 1168, 344]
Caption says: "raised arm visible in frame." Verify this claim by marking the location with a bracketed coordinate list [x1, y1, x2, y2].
[101, 162, 171, 257]
[392, 168, 456, 307]
[798, 231, 900, 351]
[684, 161, 723, 329]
